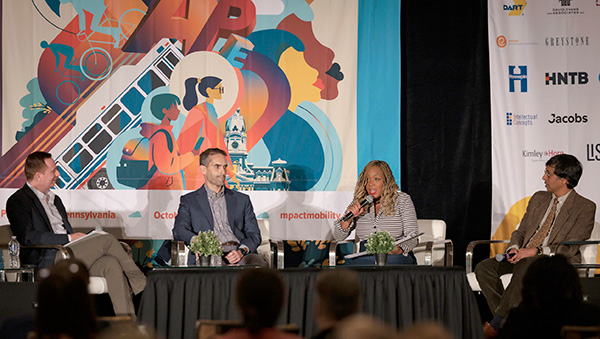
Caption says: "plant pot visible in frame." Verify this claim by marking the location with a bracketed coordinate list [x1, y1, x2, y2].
[197, 255, 211, 266]
[375, 253, 388, 266]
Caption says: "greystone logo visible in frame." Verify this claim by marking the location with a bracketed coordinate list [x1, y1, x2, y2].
[545, 36, 589, 47]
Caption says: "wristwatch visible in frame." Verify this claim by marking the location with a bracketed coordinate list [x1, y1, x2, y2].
[536, 246, 542, 255]
[240, 248, 248, 256]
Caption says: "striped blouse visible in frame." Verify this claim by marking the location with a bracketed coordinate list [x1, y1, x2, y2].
[333, 192, 419, 255]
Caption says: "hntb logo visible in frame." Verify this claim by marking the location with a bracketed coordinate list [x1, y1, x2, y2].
[509, 66, 527, 92]
[545, 72, 588, 85]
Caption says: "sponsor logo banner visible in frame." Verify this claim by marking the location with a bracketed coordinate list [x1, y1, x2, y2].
[489, 0, 600, 253]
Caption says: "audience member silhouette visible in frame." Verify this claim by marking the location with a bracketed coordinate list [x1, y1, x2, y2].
[402, 321, 454, 339]
[35, 259, 98, 339]
[313, 269, 361, 339]
[500, 254, 600, 338]
[216, 268, 301, 339]
[331, 314, 399, 339]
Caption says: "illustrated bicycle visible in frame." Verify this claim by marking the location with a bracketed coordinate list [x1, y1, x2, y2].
[55, 58, 83, 105]
[77, 8, 146, 81]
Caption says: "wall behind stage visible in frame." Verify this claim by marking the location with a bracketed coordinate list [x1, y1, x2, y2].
[0, 0, 402, 239]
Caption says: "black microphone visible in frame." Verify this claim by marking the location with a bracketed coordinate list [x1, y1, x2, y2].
[341, 195, 374, 222]
[495, 252, 512, 262]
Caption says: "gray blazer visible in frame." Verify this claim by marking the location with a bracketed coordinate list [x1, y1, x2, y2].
[509, 190, 596, 263]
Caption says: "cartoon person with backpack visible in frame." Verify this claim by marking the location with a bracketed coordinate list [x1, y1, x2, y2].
[136, 93, 200, 189]
[177, 75, 236, 189]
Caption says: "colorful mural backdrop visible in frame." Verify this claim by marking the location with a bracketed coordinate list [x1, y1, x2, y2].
[0, 0, 376, 239]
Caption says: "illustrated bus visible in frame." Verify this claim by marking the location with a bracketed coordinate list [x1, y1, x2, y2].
[51, 38, 184, 189]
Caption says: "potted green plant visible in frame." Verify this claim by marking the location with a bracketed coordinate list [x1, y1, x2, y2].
[365, 230, 396, 266]
[189, 231, 223, 266]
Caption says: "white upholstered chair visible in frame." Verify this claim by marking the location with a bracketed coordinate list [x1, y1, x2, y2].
[256, 218, 276, 267]
[170, 218, 276, 268]
[0, 224, 109, 293]
[465, 221, 600, 292]
[328, 219, 453, 267]
[413, 219, 453, 266]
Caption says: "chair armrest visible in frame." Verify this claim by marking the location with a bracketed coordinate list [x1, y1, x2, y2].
[170, 241, 187, 267]
[329, 240, 355, 267]
[414, 239, 454, 266]
[269, 240, 284, 270]
[572, 264, 600, 277]
[465, 240, 510, 273]
[554, 240, 600, 277]
[557, 240, 600, 246]
[551, 240, 600, 256]
[22, 244, 73, 261]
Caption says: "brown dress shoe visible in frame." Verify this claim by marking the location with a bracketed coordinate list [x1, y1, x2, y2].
[483, 322, 499, 339]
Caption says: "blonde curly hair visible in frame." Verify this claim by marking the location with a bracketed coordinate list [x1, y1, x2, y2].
[353, 160, 399, 216]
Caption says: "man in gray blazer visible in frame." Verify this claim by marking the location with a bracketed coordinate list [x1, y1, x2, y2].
[475, 154, 596, 338]
[173, 148, 266, 266]
[6, 151, 146, 318]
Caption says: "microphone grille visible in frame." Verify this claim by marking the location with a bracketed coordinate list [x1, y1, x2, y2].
[366, 195, 374, 203]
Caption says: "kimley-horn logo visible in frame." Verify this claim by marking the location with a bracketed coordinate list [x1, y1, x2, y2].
[523, 149, 565, 161]
[507, 112, 537, 126]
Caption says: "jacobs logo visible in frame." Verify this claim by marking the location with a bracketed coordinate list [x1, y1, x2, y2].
[548, 113, 588, 124]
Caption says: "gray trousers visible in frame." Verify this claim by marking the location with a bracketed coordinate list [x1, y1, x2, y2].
[474, 256, 537, 318]
[57, 233, 147, 316]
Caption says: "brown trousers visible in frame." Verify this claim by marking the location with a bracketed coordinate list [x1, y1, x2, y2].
[57, 233, 146, 317]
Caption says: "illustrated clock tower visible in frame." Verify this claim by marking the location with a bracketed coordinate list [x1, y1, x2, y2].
[225, 110, 254, 189]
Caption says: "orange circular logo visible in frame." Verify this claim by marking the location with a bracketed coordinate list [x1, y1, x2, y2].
[497, 35, 507, 48]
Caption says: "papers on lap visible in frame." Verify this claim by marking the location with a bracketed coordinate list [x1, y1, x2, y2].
[344, 232, 424, 259]
[65, 230, 107, 247]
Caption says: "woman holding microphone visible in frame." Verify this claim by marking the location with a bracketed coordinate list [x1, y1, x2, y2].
[334, 160, 419, 265]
